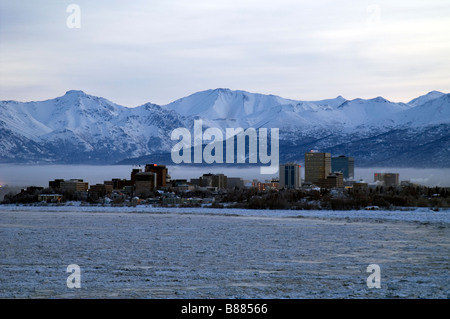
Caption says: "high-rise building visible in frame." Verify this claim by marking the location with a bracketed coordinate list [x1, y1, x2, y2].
[374, 173, 399, 187]
[331, 155, 354, 179]
[144, 164, 168, 188]
[134, 172, 157, 194]
[279, 163, 302, 189]
[304, 152, 331, 185]
[130, 168, 142, 184]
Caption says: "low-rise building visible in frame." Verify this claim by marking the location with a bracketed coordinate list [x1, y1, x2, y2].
[253, 179, 280, 191]
[89, 184, 113, 197]
[59, 179, 88, 193]
[353, 181, 369, 192]
[199, 173, 227, 189]
[106, 178, 134, 190]
[374, 173, 399, 187]
[226, 177, 245, 190]
[317, 173, 344, 189]
[49, 179, 65, 189]
[38, 194, 63, 203]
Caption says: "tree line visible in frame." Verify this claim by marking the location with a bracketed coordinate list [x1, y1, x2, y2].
[2, 184, 449, 210]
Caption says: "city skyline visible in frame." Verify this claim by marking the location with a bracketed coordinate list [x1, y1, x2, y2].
[0, 157, 429, 195]
[2, 164, 450, 188]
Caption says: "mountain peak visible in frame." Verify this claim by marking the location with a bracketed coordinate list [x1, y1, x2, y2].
[65, 89, 85, 94]
[64, 90, 87, 96]
[213, 88, 232, 93]
[408, 90, 445, 107]
[370, 96, 389, 103]
[427, 90, 444, 95]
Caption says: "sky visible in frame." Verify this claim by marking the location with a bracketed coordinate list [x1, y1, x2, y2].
[0, 0, 449, 107]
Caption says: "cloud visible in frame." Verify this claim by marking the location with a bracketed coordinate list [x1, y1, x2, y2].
[0, 0, 449, 105]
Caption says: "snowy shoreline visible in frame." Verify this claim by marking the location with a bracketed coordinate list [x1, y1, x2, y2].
[1, 203, 449, 224]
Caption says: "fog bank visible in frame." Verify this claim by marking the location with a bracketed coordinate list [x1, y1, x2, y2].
[1, 165, 449, 188]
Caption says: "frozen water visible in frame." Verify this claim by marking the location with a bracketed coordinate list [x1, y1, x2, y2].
[0, 206, 448, 299]
[0, 204, 449, 223]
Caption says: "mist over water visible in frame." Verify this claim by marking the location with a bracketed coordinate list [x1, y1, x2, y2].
[0, 164, 449, 188]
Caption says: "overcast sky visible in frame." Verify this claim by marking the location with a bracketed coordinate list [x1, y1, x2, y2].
[0, 0, 449, 106]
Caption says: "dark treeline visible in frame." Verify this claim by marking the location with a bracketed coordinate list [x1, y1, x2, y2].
[2, 184, 449, 210]
[211, 185, 450, 210]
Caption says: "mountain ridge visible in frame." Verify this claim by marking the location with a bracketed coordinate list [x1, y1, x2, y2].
[1, 89, 449, 167]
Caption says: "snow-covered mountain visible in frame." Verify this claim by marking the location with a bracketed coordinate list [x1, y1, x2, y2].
[0, 90, 189, 163]
[0, 88, 449, 167]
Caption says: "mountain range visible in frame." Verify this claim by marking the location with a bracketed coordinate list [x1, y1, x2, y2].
[1, 88, 449, 168]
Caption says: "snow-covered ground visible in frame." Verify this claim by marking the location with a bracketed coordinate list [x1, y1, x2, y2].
[0, 206, 448, 299]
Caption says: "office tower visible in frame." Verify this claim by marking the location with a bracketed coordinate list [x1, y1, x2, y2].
[144, 164, 168, 188]
[134, 172, 157, 193]
[130, 168, 142, 184]
[304, 152, 331, 184]
[331, 155, 355, 179]
[279, 163, 302, 189]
